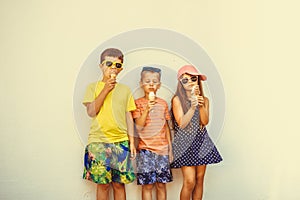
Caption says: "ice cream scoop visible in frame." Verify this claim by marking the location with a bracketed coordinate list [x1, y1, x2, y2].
[191, 85, 200, 96]
[149, 91, 156, 102]
[191, 85, 199, 103]
[110, 73, 116, 79]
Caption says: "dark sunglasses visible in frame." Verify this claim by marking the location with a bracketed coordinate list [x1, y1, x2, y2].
[102, 60, 123, 68]
[180, 76, 198, 84]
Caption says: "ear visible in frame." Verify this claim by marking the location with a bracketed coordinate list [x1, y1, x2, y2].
[139, 80, 143, 87]
[157, 82, 161, 89]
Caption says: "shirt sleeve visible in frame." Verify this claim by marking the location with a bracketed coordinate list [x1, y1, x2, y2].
[132, 99, 141, 119]
[126, 89, 137, 112]
[82, 83, 96, 104]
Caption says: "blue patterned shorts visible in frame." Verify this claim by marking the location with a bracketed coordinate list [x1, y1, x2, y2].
[83, 141, 135, 184]
[136, 149, 173, 185]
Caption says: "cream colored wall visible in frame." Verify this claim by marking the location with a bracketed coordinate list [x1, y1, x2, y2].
[1, 0, 300, 200]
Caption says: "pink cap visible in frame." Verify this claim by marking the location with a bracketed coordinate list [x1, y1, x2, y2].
[177, 65, 207, 81]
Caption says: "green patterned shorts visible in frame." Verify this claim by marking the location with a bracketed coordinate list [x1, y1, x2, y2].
[83, 141, 135, 184]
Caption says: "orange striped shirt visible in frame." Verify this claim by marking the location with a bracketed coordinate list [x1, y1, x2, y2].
[133, 97, 170, 155]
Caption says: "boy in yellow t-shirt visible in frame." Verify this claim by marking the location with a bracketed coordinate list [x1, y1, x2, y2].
[82, 48, 136, 200]
[132, 66, 173, 200]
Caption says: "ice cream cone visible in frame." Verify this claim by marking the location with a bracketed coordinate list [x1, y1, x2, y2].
[191, 85, 200, 96]
[149, 91, 156, 102]
[110, 73, 116, 79]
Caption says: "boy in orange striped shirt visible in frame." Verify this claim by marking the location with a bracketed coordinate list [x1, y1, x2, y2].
[132, 66, 173, 200]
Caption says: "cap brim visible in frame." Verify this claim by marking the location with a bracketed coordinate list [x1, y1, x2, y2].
[199, 74, 207, 81]
[184, 72, 207, 81]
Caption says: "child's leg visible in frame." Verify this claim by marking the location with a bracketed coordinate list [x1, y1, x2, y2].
[112, 182, 126, 200]
[155, 182, 166, 200]
[110, 141, 135, 200]
[136, 150, 156, 199]
[155, 151, 172, 200]
[180, 166, 196, 200]
[142, 184, 154, 200]
[97, 184, 110, 200]
[84, 143, 114, 200]
[192, 165, 206, 200]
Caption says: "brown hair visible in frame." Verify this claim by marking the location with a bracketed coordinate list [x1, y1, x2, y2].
[170, 76, 205, 127]
[140, 66, 162, 81]
[173, 76, 205, 114]
[100, 48, 124, 63]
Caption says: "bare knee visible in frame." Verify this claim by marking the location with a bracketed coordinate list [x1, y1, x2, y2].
[97, 183, 110, 191]
[112, 182, 125, 191]
[97, 184, 110, 200]
[142, 184, 154, 191]
[197, 172, 205, 180]
[196, 166, 206, 185]
[184, 178, 196, 190]
[156, 182, 166, 190]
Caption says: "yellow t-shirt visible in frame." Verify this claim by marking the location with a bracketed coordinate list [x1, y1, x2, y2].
[83, 81, 136, 144]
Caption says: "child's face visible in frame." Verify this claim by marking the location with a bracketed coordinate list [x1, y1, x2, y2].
[140, 71, 161, 94]
[179, 73, 198, 91]
[99, 56, 123, 78]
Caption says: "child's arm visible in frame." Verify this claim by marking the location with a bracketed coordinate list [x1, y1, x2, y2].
[134, 101, 154, 131]
[84, 79, 116, 117]
[165, 121, 173, 163]
[198, 96, 210, 126]
[126, 111, 136, 159]
[172, 96, 197, 129]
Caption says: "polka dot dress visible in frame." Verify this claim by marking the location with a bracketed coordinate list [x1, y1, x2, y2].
[171, 108, 223, 168]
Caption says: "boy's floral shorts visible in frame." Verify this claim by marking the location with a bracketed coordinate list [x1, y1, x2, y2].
[83, 141, 135, 184]
[136, 149, 173, 185]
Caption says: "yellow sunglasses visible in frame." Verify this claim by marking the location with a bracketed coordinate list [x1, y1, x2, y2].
[101, 60, 123, 68]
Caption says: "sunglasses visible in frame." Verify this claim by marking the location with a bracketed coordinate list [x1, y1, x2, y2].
[142, 66, 161, 73]
[102, 60, 123, 69]
[180, 76, 198, 84]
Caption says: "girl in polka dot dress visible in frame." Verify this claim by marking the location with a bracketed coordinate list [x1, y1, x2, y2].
[170, 65, 222, 200]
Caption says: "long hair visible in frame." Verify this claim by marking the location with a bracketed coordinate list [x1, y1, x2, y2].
[198, 79, 205, 98]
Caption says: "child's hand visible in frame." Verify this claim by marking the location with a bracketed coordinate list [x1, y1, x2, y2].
[190, 96, 198, 109]
[197, 96, 205, 107]
[130, 145, 136, 160]
[147, 100, 155, 112]
[104, 77, 117, 92]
